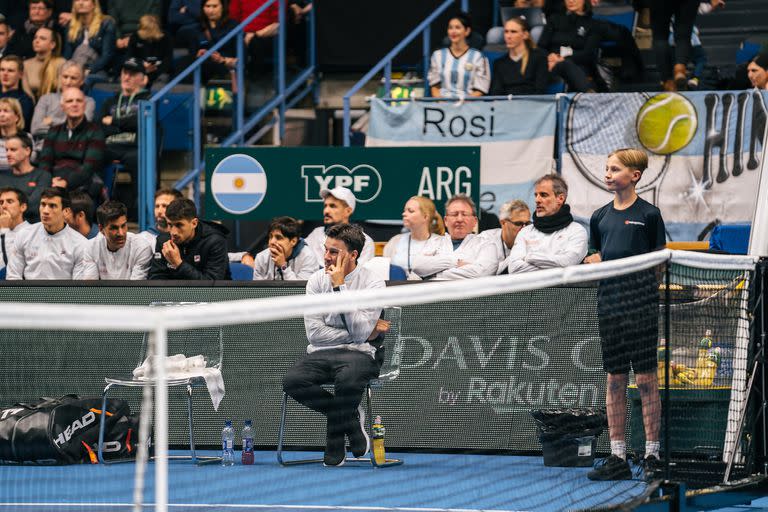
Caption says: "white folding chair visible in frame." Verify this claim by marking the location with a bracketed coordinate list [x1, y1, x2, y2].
[97, 302, 223, 464]
[277, 306, 404, 467]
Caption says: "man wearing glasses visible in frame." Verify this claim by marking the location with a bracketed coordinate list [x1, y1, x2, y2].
[411, 194, 498, 279]
[504, 174, 587, 273]
[479, 199, 531, 274]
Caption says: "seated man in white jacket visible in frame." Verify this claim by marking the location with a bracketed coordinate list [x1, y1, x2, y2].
[478, 199, 531, 274]
[504, 174, 587, 273]
[411, 194, 498, 280]
[252, 216, 320, 280]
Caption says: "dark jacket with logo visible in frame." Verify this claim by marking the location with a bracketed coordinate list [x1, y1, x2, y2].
[100, 89, 153, 147]
[148, 220, 231, 280]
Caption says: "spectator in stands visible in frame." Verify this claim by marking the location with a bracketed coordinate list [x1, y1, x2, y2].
[126, 15, 173, 86]
[168, 0, 201, 35]
[0, 134, 50, 221]
[138, 187, 183, 247]
[80, 199, 153, 279]
[37, 87, 105, 199]
[62, 0, 116, 89]
[428, 12, 490, 98]
[383, 196, 446, 279]
[0, 56, 35, 129]
[747, 53, 768, 90]
[649, 0, 712, 91]
[304, 186, 374, 266]
[110, 0, 161, 67]
[31, 61, 95, 152]
[64, 189, 98, 238]
[6, 186, 89, 279]
[23, 26, 65, 100]
[286, 1, 312, 66]
[251, 216, 319, 280]
[8, 0, 58, 59]
[478, 199, 531, 274]
[537, 0, 602, 92]
[148, 198, 231, 280]
[0, 98, 32, 171]
[411, 194, 498, 280]
[504, 174, 587, 273]
[489, 17, 548, 96]
[228, 0, 277, 76]
[193, 0, 238, 82]
[100, 57, 150, 210]
[282, 222, 390, 467]
[0, 187, 32, 274]
[0, 19, 23, 59]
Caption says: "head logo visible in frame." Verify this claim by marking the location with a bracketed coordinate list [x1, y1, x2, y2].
[301, 164, 382, 203]
[211, 154, 268, 214]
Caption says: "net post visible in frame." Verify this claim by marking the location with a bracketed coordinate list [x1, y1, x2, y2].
[154, 323, 168, 512]
[664, 260, 671, 481]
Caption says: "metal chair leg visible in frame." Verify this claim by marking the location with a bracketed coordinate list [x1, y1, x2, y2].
[276, 392, 288, 465]
[186, 384, 196, 464]
[97, 384, 112, 464]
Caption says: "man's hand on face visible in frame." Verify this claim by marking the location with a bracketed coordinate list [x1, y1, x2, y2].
[269, 243, 288, 268]
[367, 318, 391, 341]
[0, 210, 11, 229]
[326, 251, 348, 287]
[162, 239, 182, 267]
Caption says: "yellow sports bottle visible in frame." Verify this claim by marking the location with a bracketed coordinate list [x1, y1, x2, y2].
[372, 416, 386, 465]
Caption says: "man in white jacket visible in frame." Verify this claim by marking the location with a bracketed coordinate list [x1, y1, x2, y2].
[7, 186, 90, 279]
[283, 223, 390, 467]
[0, 187, 31, 275]
[411, 194, 497, 279]
[479, 199, 531, 274]
[80, 200, 153, 280]
[252, 216, 320, 280]
[504, 174, 587, 273]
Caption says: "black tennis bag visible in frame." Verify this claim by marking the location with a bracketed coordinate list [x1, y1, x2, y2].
[0, 394, 140, 464]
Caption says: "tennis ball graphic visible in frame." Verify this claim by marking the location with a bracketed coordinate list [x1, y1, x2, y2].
[636, 93, 698, 155]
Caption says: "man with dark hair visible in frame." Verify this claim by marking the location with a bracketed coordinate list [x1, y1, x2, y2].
[504, 174, 587, 273]
[148, 198, 231, 280]
[64, 190, 98, 239]
[80, 200, 153, 279]
[283, 223, 390, 467]
[0, 133, 51, 222]
[0, 21, 14, 59]
[38, 87, 105, 199]
[251, 216, 319, 280]
[7, 186, 89, 279]
[139, 187, 184, 247]
[9, 0, 57, 59]
[411, 193, 498, 279]
[0, 186, 32, 275]
[0, 55, 34, 128]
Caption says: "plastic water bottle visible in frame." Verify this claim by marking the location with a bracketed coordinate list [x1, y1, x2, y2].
[241, 420, 254, 465]
[221, 420, 235, 466]
[372, 416, 386, 465]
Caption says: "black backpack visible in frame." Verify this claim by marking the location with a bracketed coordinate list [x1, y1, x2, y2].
[0, 394, 141, 464]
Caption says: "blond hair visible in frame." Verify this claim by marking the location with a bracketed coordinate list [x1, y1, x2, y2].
[410, 195, 445, 236]
[68, 0, 111, 44]
[505, 17, 536, 75]
[0, 98, 24, 131]
[137, 14, 164, 41]
[608, 147, 649, 173]
[36, 27, 64, 99]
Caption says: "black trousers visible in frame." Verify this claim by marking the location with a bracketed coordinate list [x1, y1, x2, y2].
[282, 349, 381, 435]
[551, 59, 594, 92]
[649, 0, 700, 80]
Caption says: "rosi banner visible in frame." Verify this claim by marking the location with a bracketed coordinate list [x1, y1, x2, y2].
[204, 147, 480, 220]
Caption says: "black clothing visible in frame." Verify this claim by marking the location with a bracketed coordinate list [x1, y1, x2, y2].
[0, 166, 51, 222]
[533, 204, 574, 234]
[589, 197, 666, 261]
[649, 0, 700, 80]
[126, 33, 174, 82]
[100, 89, 152, 146]
[148, 220, 232, 280]
[538, 11, 602, 91]
[489, 48, 548, 96]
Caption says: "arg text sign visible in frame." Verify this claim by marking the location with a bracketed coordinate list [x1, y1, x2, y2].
[204, 147, 480, 220]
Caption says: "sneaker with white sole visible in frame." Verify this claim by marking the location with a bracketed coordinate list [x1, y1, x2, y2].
[587, 455, 632, 481]
[323, 429, 346, 467]
[347, 405, 370, 458]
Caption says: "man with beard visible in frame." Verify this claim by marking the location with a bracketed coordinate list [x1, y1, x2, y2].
[138, 187, 183, 248]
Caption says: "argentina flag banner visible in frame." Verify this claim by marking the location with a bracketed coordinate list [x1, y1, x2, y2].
[210, 153, 268, 215]
[366, 97, 557, 216]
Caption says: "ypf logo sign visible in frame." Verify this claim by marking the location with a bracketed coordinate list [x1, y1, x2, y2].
[301, 164, 382, 203]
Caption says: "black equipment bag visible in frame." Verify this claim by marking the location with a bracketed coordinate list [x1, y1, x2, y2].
[0, 394, 139, 464]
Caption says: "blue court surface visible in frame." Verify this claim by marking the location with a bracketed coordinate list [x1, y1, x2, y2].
[0, 451, 653, 512]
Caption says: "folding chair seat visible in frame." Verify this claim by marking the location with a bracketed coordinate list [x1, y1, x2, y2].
[277, 306, 404, 467]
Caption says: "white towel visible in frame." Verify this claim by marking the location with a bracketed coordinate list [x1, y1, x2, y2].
[132, 354, 225, 410]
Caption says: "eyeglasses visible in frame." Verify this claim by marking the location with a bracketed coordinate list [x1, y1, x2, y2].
[504, 220, 531, 227]
[445, 212, 475, 218]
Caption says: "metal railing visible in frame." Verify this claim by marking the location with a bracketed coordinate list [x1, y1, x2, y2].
[341, 0, 468, 147]
[137, 0, 316, 230]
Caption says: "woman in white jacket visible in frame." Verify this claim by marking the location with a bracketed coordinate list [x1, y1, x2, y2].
[383, 196, 446, 279]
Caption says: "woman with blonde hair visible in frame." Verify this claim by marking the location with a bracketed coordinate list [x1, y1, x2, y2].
[62, 0, 116, 88]
[384, 196, 447, 279]
[489, 17, 548, 95]
[127, 14, 173, 85]
[0, 98, 34, 170]
[23, 27, 65, 99]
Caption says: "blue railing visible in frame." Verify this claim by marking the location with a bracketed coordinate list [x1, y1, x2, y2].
[341, 0, 468, 146]
[137, 0, 316, 230]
